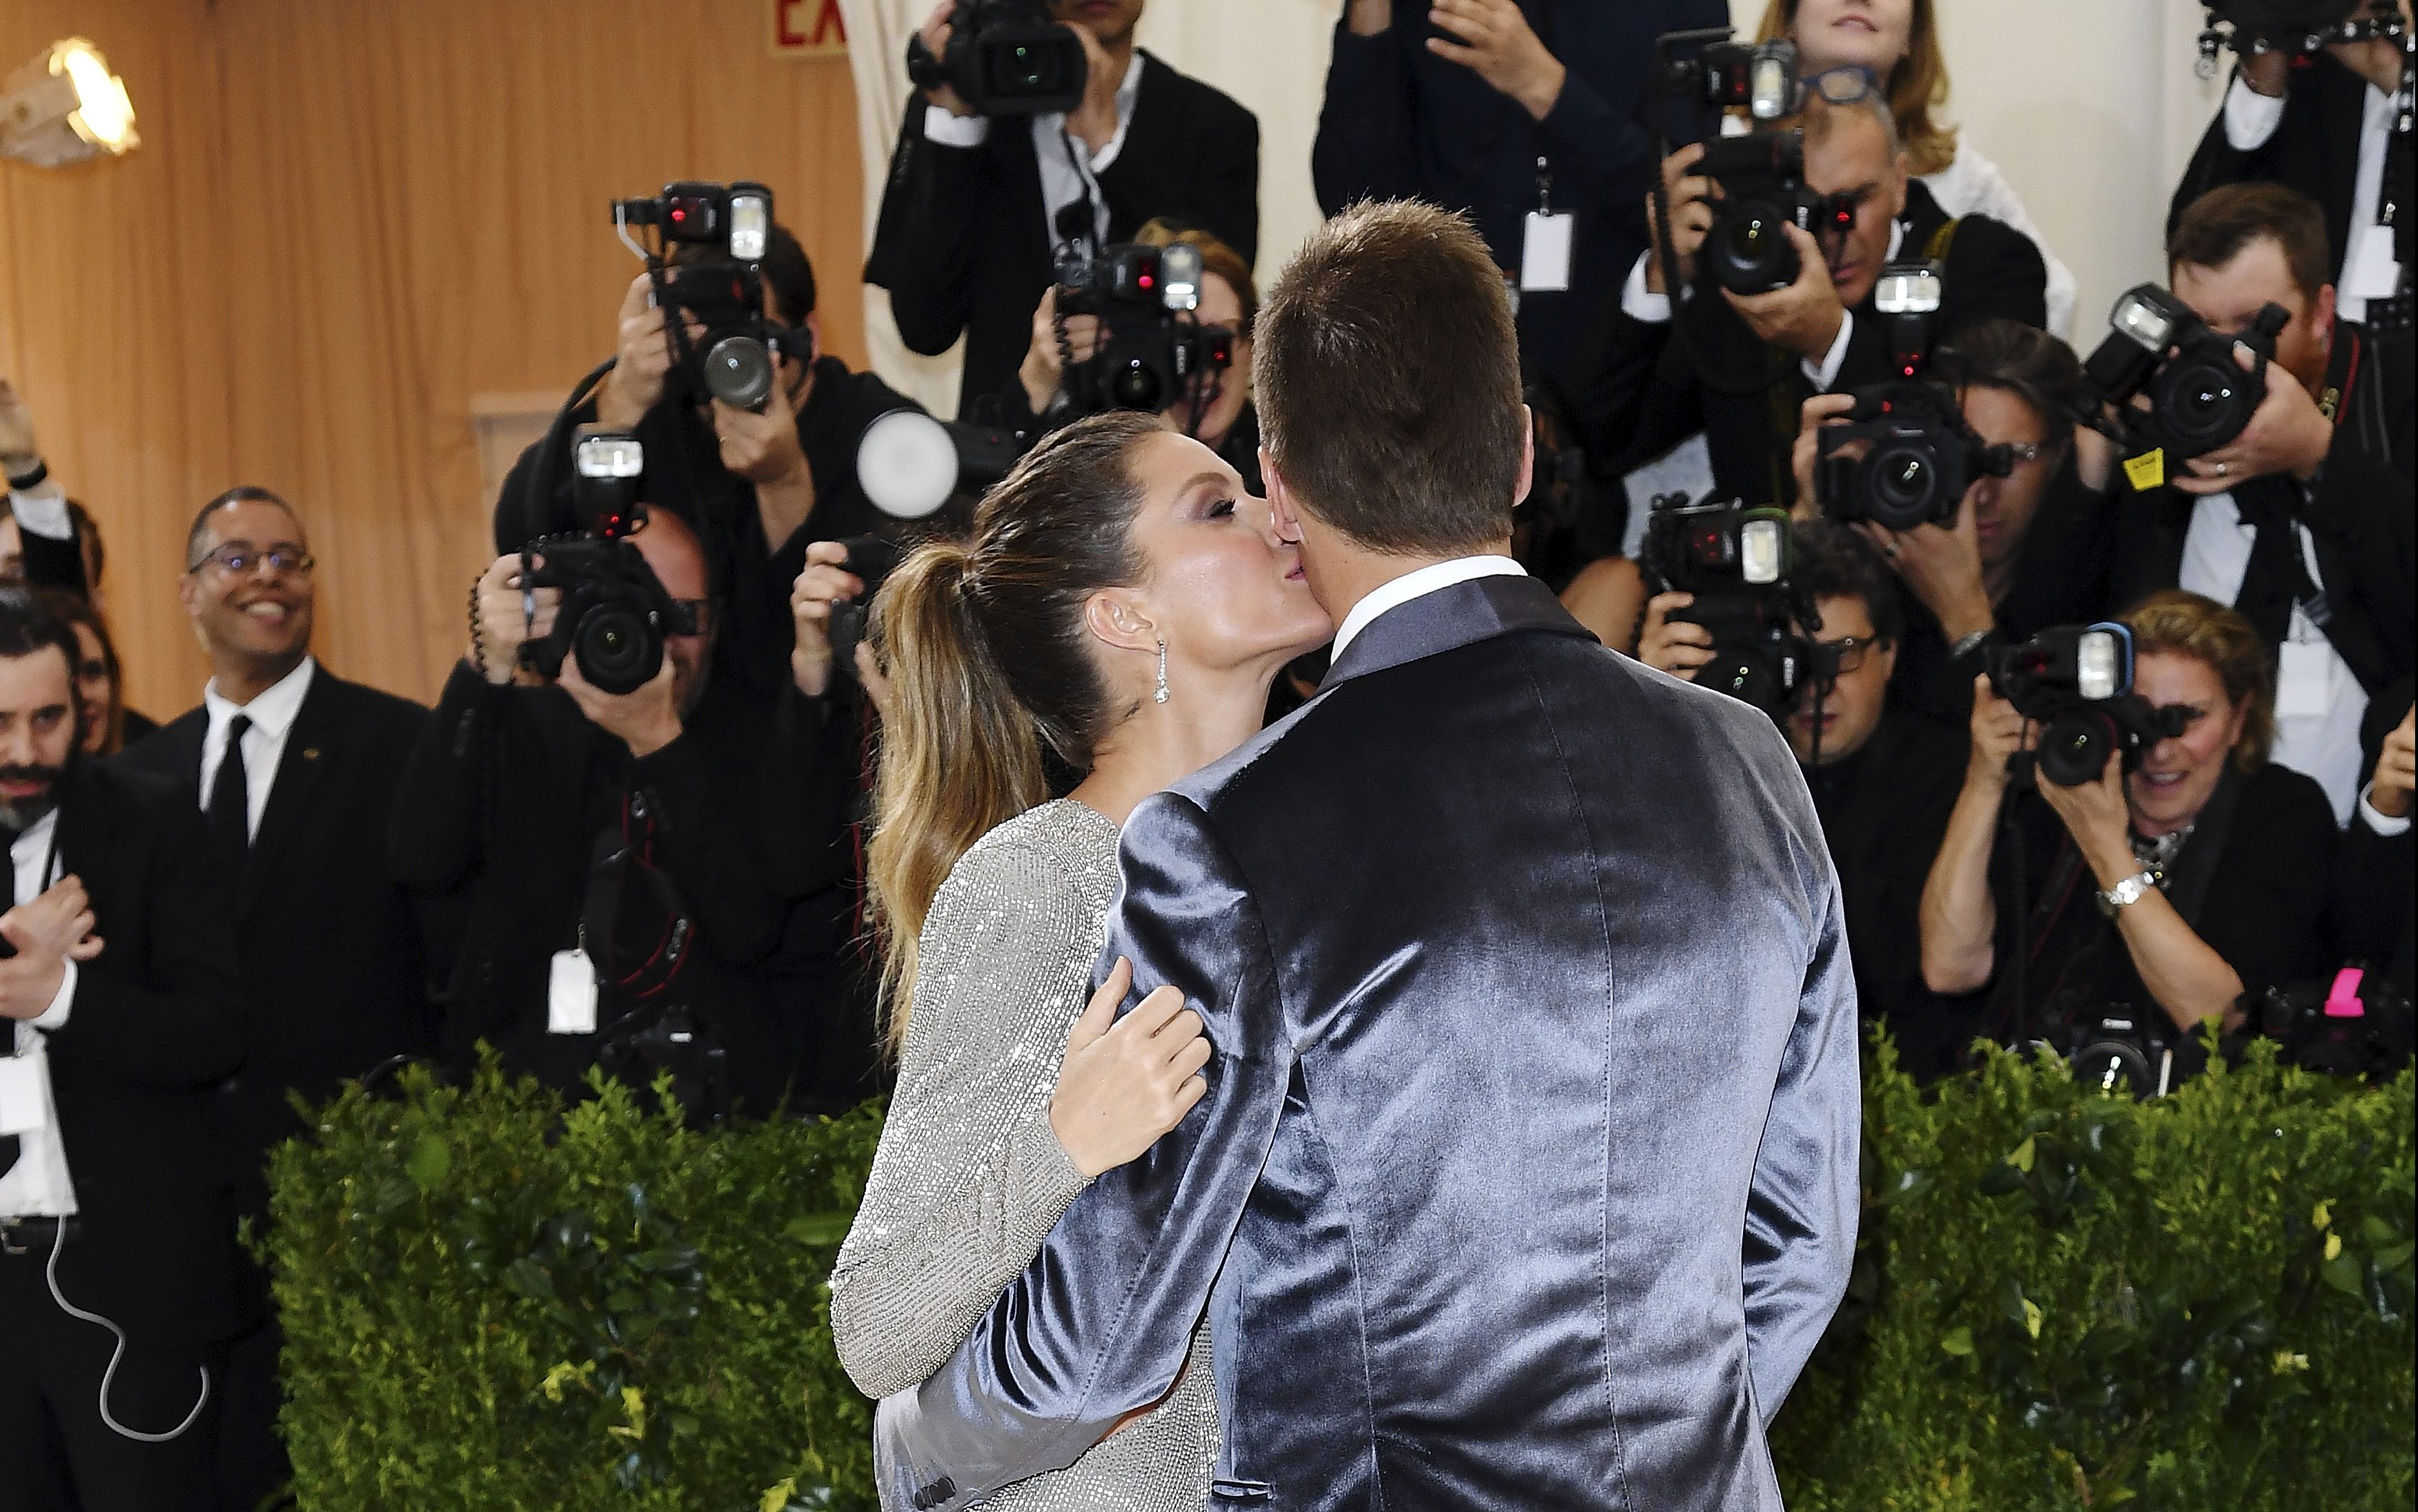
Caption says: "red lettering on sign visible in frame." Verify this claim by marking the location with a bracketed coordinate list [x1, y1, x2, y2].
[776, 0, 808, 47]
[812, 0, 847, 45]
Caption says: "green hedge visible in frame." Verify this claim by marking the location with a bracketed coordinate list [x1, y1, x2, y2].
[270, 1042, 2412, 1511]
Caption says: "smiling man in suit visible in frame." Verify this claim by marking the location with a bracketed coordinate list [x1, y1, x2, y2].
[118, 485, 436, 1511]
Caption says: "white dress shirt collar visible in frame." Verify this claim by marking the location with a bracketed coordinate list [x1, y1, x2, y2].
[204, 654, 316, 742]
[1328, 556, 1527, 663]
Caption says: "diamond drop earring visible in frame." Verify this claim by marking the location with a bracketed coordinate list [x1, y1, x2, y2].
[1154, 640, 1170, 705]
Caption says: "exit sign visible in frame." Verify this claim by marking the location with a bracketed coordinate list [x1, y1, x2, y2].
[773, 0, 847, 57]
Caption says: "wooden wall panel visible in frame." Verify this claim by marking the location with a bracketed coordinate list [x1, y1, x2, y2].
[0, 0, 865, 716]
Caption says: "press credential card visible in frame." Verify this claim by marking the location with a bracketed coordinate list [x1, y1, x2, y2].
[546, 949, 599, 1036]
[1522, 211, 1573, 292]
[0, 1055, 49, 1136]
[2274, 639, 2333, 721]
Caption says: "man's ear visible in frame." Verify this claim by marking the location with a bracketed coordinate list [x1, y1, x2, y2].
[1887, 152, 1910, 218]
[1515, 403, 1537, 509]
[2313, 282, 2337, 356]
[1262, 449, 1304, 543]
[1081, 588, 1159, 657]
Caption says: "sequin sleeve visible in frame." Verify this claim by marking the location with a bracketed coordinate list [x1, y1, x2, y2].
[829, 822, 1108, 1401]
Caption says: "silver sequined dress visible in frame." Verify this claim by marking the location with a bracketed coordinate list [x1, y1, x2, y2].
[831, 800, 1220, 1511]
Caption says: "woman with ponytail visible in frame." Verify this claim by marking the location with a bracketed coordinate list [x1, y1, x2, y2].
[829, 410, 1331, 1506]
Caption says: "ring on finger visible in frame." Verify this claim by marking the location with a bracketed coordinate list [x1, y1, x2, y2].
[2214, 460, 2228, 478]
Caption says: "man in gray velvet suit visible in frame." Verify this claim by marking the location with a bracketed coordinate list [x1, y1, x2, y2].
[878, 200, 1860, 1511]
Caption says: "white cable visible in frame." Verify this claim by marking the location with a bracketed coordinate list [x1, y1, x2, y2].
[42, 1218, 211, 1443]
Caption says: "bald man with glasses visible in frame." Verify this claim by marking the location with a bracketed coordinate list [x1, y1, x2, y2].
[117, 484, 437, 1511]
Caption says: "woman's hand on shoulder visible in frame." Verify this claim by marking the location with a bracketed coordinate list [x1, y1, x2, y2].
[1049, 956, 1213, 1179]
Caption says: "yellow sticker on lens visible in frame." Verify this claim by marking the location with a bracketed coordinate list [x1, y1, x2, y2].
[2121, 448, 2166, 492]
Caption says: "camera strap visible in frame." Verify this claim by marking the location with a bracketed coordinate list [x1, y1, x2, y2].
[579, 800, 697, 1002]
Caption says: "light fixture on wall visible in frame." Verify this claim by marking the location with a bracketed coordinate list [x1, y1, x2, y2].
[0, 38, 138, 169]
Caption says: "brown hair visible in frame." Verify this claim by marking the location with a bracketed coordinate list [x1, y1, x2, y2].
[1931, 319, 2084, 464]
[2168, 183, 2332, 303]
[1254, 200, 1524, 556]
[32, 586, 121, 752]
[1136, 219, 1259, 338]
[866, 410, 1164, 1061]
[1758, 0, 1957, 177]
[2120, 590, 2275, 773]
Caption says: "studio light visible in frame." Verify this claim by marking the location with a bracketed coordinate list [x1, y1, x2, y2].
[1, 38, 138, 169]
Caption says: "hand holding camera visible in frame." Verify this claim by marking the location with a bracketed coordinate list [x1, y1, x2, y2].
[2171, 344, 2332, 493]
[1855, 492, 1995, 647]
[1645, 142, 1714, 297]
[1636, 591, 1716, 678]
[472, 553, 560, 686]
[1018, 285, 1105, 418]
[2372, 705, 2416, 820]
[1725, 221, 1846, 361]
[916, 0, 978, 117]
[2036, 752, 2137, 885]
[789, 541, 867, 699]
[558, 640, 682, 758]
[711, 379, 812, 487]
[1962, 674, 2034, 794]
[597, 274, 682, 430]
[1426, 0, 1568, 121]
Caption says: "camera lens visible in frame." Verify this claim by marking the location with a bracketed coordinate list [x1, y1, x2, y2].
[2153, 356, 2251, 456]
[1108, 356, 1164, 412]
[703, 335, 776, 412]
[574, 603, 663, 697]
[1714, 200, 1800, 292]
[2038, 709, 2115, 788]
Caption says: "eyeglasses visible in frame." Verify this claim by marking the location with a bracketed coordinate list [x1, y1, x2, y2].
[1804, 65, 1881, 106]
[2003, 441, 2047, 466]
[1808, 635, 1886, 679]
[190, 543, 315, 578]
[673, 599, 712, 637]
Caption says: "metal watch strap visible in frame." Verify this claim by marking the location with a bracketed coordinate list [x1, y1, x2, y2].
[2095, 870, 2159, 918]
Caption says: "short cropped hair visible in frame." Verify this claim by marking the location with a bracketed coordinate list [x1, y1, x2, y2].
[2169, 183, 2331, 303]
[1790, 87, 1901, 164]
[1932, 320, 2085, 462]
[186, 486, 302, 569]
[1255, 200, 1525, 556]
[1791, 519, 1903, 645]
[0, 582, 82, 685]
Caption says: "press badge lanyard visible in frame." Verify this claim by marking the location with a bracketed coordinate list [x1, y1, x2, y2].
[1522, 155, 1574, 295]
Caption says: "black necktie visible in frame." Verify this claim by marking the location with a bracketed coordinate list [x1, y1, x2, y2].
[209, 714, 253, 864]
[1, 821, 22, 1180]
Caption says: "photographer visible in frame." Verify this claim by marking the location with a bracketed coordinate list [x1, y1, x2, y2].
[1637, 520, 1964, 1065]
[1593, 88, 2048, 509]
[1920, 592, 2336, 1068]
[1313, 0, 1724, 402]
[1751, 0, 2078, 335]
[1008, 220, 1261, 485]
[2113, 183, 2415, 823]
[1790, 319, 2116, 725]
[498, 222, 919, 706]
[2169, 0, 2413, 331]
[391, 510, 865, 1115]
[867, 0, 1259, 419]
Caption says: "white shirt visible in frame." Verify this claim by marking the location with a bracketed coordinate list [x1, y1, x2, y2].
[922, 50, 1146, 257]
[1330, 556, 1527, 663]
[1618, 221, 1900, 392]
[1918, 142, 2077, 338]
[2177, 494, 2368, 824]
[0, 808, 81, 1219]
[198, 656, 316, 842]
[2224, 73, 2404, 323]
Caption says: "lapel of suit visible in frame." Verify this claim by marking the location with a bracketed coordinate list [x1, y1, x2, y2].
[52, 760, 113, 899]
[240, 673, 339, 913]
[1321, 574, 1598, 691]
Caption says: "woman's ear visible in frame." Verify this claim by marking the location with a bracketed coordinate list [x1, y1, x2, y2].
[1082, 588, 1159, 657]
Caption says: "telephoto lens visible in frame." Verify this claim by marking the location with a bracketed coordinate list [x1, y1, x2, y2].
[702, 334, 776, 412]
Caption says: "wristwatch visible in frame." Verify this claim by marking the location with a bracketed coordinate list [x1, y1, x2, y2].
[2095, 870, 2159, 918]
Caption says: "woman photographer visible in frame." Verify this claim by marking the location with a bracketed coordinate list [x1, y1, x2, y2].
[44, 586, 154, 755]
[1919, 591, 2335, 1071]
[1011, 219, 1263, 487]
[1753, 0, 2077, 336]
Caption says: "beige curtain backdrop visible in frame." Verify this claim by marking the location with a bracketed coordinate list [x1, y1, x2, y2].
[0, 0, 870, 719]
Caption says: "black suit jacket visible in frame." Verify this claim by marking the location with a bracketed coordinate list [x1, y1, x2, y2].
[1587, 180, 2050, 507]
[865, 51, 1259, 418]
[119, 668, 435, 1216]
[36, 759, 250, 1347]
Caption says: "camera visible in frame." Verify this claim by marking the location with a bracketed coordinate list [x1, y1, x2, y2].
[856, 409, 1029, 521]
[517, 428, 698, 696]
[610, 180, 812, 413]
[1640, 492, 1815, 714]
[1986, 623, 2185, 788]
[1055, 241, 1236, 419]
[1817, 381, 2012, 531]
[1693, 132, 1861, 297]
[2240, 967, 2415, 1078]
[906, 0, 1086, 116]
[1658, 32, 1800, 122]
[2082, 283, 2287, 464]
[2065, 1008, 2176, 1099]
[826, 536, 906, 687]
